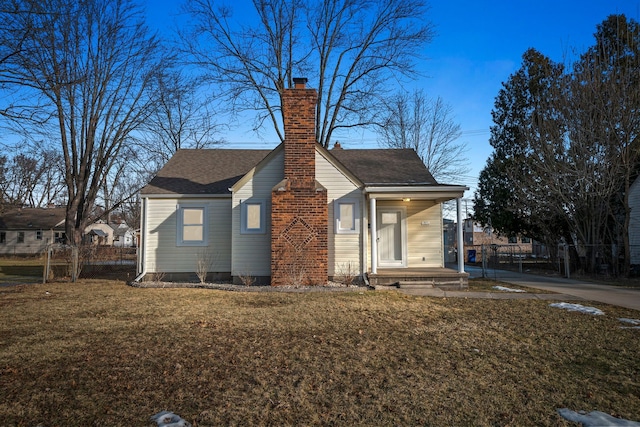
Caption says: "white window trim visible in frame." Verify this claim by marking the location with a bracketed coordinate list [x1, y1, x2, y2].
[177, 203, 208, 247]
[335, 199, 360, 234]
[240, 199, 266, 234]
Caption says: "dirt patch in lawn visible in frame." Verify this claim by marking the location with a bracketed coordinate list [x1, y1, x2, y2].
[1, 280, 639, 426]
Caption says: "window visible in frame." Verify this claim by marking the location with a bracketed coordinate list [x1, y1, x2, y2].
[335, 199, 359, 234]
[36, 230, 42, 240]
[17, 232, 24, 243]
[177, 204, 207, 246]
[0, 232, 5, 244]
[508, 236, 517, 244]
[521, 236, 531, 243]
[241, 200, 266, 234]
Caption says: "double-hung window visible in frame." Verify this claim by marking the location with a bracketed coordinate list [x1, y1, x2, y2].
[177, 204, 207, 246]
[241, 200, 266, 234]
[335, 199, 360, 234]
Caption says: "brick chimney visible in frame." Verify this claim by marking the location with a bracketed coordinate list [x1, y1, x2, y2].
[282, 78, 317, 189]
[271, 78, 328, 286]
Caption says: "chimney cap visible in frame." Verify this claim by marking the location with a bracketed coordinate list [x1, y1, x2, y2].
[293, 77, 308, 88]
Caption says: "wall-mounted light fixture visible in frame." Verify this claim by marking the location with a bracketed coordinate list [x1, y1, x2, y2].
[402, 198, 411, 202]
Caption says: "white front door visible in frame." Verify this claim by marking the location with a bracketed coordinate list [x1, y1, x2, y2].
[377, 207, 406, 267]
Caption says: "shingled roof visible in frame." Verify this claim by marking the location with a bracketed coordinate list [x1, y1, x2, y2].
[330, 148, 437, 185]
[0, 207, 66, 230]
[141, 149, 272, 195]
[141, 146, 439, 196]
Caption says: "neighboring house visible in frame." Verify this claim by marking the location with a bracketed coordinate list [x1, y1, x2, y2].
[84, 221, 136, 247]
[137, 78, 468, 287]
[462, 219, 534, 262]
[112, 223, 135, 247]
[84, 220, 114, 246]
[0, 207, 66, 255]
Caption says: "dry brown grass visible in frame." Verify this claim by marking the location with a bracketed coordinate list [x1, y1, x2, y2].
[1, 280, 639, 426]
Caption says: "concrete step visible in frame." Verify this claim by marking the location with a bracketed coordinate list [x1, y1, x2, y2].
[397, 281, 434, 289]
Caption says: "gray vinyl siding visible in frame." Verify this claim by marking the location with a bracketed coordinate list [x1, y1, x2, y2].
[145, 198, 232, 273]
[232, 151, 285, 277]
[316, 151, 362, 276]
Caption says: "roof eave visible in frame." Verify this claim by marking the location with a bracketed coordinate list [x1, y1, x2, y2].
[364, 184, 468, 202]
[141, 193, 232, 199]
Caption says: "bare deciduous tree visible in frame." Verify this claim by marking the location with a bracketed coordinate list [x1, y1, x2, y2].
[0, 146, 64, 209]
[137, 71, 226, 173]
[0, 0, 167, 245]
[181, 0, 434, 147]
[377, 89, 468, 184]
[0, 0, 39, 123]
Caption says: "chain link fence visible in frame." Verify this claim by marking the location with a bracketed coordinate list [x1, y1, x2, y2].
[464, 243, 552, 274]
[464, 243, 640, 279]
[0, 245, 136, 285]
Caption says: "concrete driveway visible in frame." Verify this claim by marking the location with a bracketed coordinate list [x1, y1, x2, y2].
[466, 265, 640, 312]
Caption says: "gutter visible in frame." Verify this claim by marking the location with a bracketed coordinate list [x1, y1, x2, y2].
[133, 196, 147, 282]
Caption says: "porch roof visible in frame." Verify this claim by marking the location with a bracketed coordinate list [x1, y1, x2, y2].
[364, 184, 468, 202]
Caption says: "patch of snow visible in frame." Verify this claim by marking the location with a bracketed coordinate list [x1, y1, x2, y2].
[558, 408, 640, 426]
[150, 411, 192, 427]
[619, 318, 640, 326]
[492, 285, 526, 293]
[549, 302, 604, 316]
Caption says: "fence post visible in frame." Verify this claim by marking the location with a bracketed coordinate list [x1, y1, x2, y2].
[519, 245, 523, 273]
[43, 245, 51, 284]
[564, 243, 570, 279]
[481, 244, 486, 278]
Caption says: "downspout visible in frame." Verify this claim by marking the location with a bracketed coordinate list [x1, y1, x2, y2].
[133, 196, 147, 282]
[362, 194, 369, 286]
[370, 197, 377, 274]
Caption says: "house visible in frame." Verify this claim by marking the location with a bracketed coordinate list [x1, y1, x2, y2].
[0, 207, 66, 255]
[112, 223, 135, 247]
[463, 219, 534, 262]
[84, 220, 114, 245]
[83, 221, 136, 247]
[136, 78, 468, 287]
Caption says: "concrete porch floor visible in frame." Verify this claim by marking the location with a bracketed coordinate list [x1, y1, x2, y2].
[368, 267, 469, 290]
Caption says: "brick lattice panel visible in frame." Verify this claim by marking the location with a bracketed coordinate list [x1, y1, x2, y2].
[271, 186, 328, 286]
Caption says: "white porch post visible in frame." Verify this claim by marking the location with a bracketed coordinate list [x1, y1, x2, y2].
[457, 198, 465, 273]
[370, 197, 377, 274]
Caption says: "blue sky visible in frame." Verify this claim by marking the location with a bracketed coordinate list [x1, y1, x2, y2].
[146, 0, 640, 199]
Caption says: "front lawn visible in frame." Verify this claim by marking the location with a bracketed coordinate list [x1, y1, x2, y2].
[1, 280, 638, 426]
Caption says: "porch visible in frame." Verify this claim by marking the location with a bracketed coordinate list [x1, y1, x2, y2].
[367, 267, 469, 290]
